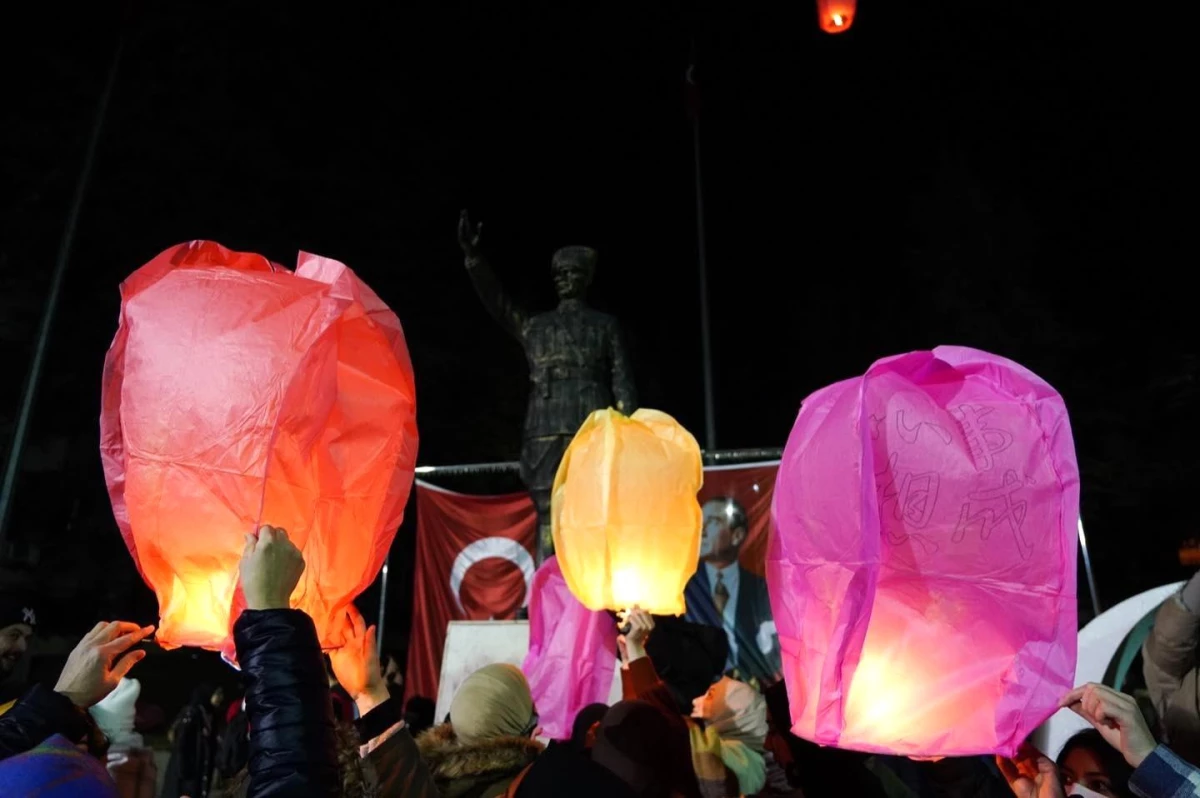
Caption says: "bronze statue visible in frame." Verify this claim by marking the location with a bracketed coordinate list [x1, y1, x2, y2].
[458, 210, 637, 562]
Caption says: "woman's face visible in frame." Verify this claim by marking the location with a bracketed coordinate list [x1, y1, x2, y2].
[1061, 746, 1120, 797]
[691, 685, 716, 720]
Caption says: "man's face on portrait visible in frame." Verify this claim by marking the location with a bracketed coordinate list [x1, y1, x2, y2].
[699, 499, 746, 564]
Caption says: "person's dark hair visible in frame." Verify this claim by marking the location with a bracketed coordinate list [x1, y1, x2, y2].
[571, 703, 610, 752]
[404, 695, 436, 736]
[644, 616, 729, 713]
[1057, 728, 1135, 798]
[707, 496, 748, 533]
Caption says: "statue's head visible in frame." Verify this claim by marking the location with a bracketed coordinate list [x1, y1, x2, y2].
[551, 246, 596, 301]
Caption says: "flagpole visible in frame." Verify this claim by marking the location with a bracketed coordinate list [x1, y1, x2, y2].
[689, 40, 718, 451]
[0, 32, 125, 548]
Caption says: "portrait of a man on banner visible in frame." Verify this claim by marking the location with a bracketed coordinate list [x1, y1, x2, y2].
[684, 464, 782, 687]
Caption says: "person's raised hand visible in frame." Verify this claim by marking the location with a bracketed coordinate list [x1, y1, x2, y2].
[997, 742, 1066, 798]
[329, 604, 388, 713]
[1059, 683, 1157, 768]
[55, 621, 155, 708]
[617, 608, 654, 665]
[240, 525, 305, 611]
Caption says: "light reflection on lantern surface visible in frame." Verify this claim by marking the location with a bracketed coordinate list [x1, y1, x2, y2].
[837, 586, 1012, 755]
[159, 571, 236, 647]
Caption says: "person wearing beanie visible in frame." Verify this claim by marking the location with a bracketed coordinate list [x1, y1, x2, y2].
[0, 595, 38, 708]
[0, 619, 153, 763]
[416, 663, 543, 798]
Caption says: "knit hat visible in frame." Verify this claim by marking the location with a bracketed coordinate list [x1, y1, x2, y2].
[592, 700, 700, 798]
[0, 595, 37, 631]
[449, 664, 535, 744]
[0, 734, 117, 797]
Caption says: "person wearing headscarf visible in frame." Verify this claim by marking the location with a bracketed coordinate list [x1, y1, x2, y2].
[417, 664, 543, 798]
[691, 677, 769, 796]
[620, 609, 737, 797]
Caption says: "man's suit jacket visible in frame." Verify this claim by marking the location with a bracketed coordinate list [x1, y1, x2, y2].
[684, 564, 780, 684]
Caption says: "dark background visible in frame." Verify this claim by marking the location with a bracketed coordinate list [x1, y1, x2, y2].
[1, 0, 1193, 689]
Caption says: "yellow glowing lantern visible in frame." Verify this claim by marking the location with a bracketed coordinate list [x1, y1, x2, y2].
[816, 0, 856, 33]
[551, 408, 702, 614]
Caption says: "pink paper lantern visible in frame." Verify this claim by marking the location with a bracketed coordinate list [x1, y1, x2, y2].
[770, 346, 1078, 757]
[522, 556, 618, 740]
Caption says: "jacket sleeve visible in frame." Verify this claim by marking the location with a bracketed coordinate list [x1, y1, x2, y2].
[1129, 744, 1200, 798]
[366, 723, 438, 798]
[234, 608, 339, 797]
[1143, 594, 1200, 741]
[0, 684, 92, 761]
[621, 657, 677, 716]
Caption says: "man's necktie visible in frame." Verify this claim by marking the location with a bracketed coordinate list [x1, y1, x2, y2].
[714, 572, 730, 617]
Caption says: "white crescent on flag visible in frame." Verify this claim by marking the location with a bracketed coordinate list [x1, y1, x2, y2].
[449, 537, 537, 615]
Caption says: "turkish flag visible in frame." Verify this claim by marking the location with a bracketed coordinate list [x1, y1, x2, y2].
[700, 463, 778, 577]
[404, 481, 536, 702]
[405, 463, 780, 701]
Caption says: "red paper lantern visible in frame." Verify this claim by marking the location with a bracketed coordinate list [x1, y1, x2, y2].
[101, 241, 418, 656]
[816, 0, 856, 33]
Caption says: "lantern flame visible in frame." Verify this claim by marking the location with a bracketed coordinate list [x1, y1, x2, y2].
[816, 0, 857, 33]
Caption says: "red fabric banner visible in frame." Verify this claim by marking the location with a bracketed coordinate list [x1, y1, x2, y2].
[404, 481, 536, 702]
[404, 463, 780, 702]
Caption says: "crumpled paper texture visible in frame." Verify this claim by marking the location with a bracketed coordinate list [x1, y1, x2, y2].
[552, 408, 702, 614]
[101, 241, 418, 657]
[770, 346, 1078, 757]
[522, 556, 618, 740]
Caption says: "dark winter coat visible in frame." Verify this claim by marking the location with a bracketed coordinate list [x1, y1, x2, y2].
[0, 684, 93, 762]
[235, 608, 339, 797]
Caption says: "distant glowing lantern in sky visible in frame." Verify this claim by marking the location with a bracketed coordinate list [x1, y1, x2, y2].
[816, 0, 857, 33]
[552, 408, 702, 614]
[101, 241, 418, 656]
[769, 346, 1078, 757]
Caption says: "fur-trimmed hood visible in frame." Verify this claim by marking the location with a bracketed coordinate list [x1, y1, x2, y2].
[416, 723, 543, 798]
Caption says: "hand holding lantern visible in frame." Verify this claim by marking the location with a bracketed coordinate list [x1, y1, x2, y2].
[240, 525, 305, 611]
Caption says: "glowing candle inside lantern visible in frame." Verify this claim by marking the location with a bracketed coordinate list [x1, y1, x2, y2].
[816, 0, 857, 33]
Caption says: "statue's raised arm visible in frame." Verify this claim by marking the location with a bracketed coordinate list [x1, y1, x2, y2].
[459, 210, 528, 340]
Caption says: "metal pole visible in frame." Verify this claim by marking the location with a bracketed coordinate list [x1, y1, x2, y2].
[376, 553, 391, 648]
[689, 44, 717, 451]
[1078, 518, 1102, 617]
[0, 35, 125, 546]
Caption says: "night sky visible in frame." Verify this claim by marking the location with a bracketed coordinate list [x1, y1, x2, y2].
[2, 0, 1194, 648]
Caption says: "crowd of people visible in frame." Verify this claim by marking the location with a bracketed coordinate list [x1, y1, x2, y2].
[4, 528, 1200, 797]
